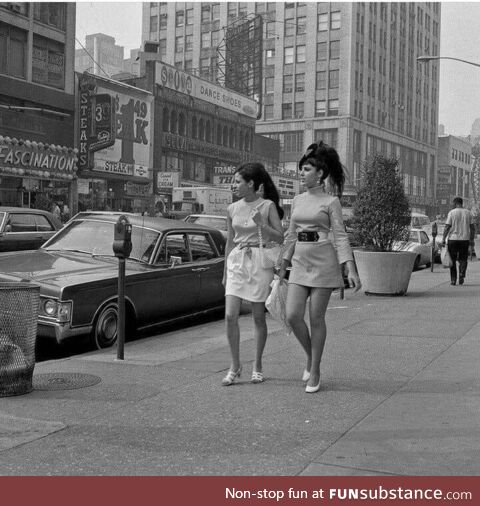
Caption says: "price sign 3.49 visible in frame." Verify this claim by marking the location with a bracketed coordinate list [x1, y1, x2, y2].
[89, 94, 116, 152]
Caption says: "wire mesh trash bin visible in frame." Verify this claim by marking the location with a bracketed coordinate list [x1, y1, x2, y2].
[0, 282, 40, 397]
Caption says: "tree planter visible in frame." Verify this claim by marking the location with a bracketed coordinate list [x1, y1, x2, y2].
[353, 250, 416, 296]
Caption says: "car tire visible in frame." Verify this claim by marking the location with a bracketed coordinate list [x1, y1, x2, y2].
[92, 302, 119, 349]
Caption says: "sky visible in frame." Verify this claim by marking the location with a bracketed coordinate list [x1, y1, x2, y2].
[76, 1, 480, 138]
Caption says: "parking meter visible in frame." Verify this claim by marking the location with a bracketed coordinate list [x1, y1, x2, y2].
[430, 222, 438, 272]
[113, 215, 132, 259]
[112, 215, 131, 360]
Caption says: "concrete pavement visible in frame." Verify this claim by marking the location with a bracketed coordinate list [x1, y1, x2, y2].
[0, 258, 479, 476]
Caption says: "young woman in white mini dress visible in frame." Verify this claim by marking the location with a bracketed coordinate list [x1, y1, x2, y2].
[222, 163, 284, 386]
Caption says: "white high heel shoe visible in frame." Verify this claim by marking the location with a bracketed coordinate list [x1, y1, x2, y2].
[221, 365, 242, 386]
[302, 369, 310, 382]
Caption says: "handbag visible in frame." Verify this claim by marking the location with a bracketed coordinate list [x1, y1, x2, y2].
[441, 247, 453, 268]
[257, 225, 283, 269]
[265, 276, 292, 334]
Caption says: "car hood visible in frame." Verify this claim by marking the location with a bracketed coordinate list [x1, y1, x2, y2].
[0, 249, 121, 287]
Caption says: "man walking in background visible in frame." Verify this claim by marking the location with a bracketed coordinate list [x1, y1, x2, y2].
[442, 197, 475, 285]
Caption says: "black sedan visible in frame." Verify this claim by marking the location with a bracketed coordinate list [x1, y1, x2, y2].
[0, 206, 62, 252]
[0, 212, 226, 349]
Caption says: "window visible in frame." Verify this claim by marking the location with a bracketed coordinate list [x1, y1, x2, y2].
[328, 99, 339, 116]
[297, 17, 306, 35]
[159, 13, 167, 29]
[212, 30, 220, 47]
[316, 71, 326, 89]
[315, 100, 326, 117]
[186, 8, 194, 25]
[282, 103, 293, 119]
[285, 18, 295, 37]
[200, 57, 209, 78]
[35, 215, 55, 231]
[265, 77, 274, 93]
[330, 40, 340, 59]
[176, 10, 184, 27]
[212, 3, 220, 19]
[199, 119, 205, 140]
[184, 60, 192, 71]
[284, 47, 294, 65]
[296, 45, 306, 63]
[266, 21, 276, 38]
[175, 36, 183, 53]
[295, 73, 305, 92]
[266, 49, 275, 63]
[294, 102, 304, 119]
[150, 15, 158, 32]
[264, 105, 274, 119]
[283, 74, 293, 93]
[163, 107, 169, 131]
[33, 3, 66, 31]
[330, 11, 341, 30]
[185, 35, 193, 52]
[201, 6, 210, 23]
[192, 116, 197, 138]
[170, 110, 177, 133]
[314, 128, 338, 149]
[189, 234, 216, 262]
[318, 13, 328, 31]
[159, 39, 167, 58]
[329, 69, 339, 89]
[178, 113, 186, 136]
[201, 33, 210, 48]
[283, 131, 304, 153]
[8, 214, 36, 232]
[156, 233, 190, 264]
[317, 42, 327, 60]
[32, 35, 64, 88]
[205, 120, 211, 142]
[0, 22, 27, 79]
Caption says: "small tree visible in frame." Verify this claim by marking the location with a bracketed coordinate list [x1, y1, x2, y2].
[352, 154, 411, 251]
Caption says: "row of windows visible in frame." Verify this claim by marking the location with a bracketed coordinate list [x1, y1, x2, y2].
[0, 3, 67, 31]
[0, 22, 65, 89]
[162, 107, 252, 152]
[452, 148, 471, 165]
[264, 99, 339, 120]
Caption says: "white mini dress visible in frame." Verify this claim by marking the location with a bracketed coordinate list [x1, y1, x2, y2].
[225, 198, 277, 303]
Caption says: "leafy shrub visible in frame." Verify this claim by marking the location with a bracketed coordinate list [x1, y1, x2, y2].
[352, 154, 411, 251]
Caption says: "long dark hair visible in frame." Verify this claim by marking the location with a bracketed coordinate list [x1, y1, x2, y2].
[235, 162, 284, 219]
[298, 141, 346, 197]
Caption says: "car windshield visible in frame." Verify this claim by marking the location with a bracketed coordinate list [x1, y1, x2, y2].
[0, 212, 5, 227]
[189, 216, 227, 231]
[43, 219, 160, 262]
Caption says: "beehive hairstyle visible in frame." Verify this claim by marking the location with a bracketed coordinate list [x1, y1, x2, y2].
[235, 162, 284, 219]
[298, 141, 346, 197]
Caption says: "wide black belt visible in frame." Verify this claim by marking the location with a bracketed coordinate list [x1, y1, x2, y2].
[297, 231, 319, 242]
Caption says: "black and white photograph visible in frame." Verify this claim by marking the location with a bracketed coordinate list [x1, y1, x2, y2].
[0, 1, 479, 503]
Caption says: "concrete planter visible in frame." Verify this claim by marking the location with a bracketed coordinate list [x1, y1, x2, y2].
[353, 250, 416, 296]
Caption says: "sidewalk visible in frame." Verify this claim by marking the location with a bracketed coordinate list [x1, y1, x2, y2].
[0, 259, 479, 476]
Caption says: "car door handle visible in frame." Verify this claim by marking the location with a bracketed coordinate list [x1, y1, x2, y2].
[191, 267, 209, 272]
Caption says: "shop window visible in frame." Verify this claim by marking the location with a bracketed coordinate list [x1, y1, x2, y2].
[170, 110, 177, 133]
[0, 22, 27, 79]
[178, 113, 186, 136]
[206, 120, 211, 142]
[163, 107, 169, 131]
[239, 133, 244, 151]
[33, 3, 66, 31]
[229, 127, 235, 148]
[223, 126, 228, 147]
[32, 34, 65, 89]
[199, 119, 205, 140]
[244, 132, 250, 152]
[192, 116, 197, 138]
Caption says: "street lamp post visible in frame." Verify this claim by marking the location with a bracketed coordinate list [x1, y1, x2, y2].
[417, 55, 480, 68]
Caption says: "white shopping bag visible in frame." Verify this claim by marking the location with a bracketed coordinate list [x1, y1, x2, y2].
[265, 276, 292, 335]
[441, 247, 452, 268]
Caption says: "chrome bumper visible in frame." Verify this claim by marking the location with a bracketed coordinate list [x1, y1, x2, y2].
[38, 318, 92, 344]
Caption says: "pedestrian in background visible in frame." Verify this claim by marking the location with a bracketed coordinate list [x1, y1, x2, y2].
[278, 141, 361, 393]
[442, 197, 475, 285]
[51, 201, 61, 220]
[222, 162, 284, 386]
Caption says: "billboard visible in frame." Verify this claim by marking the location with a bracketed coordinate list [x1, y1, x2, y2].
[155, 61, 257, 119]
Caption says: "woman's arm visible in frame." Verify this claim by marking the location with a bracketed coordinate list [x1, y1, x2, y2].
[222, 212, 235, 286]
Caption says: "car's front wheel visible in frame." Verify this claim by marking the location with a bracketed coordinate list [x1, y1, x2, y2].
[92, 302, 119, 349]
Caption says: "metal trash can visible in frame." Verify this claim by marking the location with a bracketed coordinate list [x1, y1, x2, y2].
[0, 282, 40, 397]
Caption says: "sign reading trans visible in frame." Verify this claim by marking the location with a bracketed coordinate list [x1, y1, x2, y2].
[155, 61, 258, 119]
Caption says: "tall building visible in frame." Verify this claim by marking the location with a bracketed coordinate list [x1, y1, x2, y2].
[142, 2, 441, 215]
[437, 135, 472, 217]
[0, 2, 77, 210]
[75, 33, 125, 77]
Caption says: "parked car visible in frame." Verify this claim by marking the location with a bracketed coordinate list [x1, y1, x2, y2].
[0, 206, 62, 252]
[0, 212, 226, 349]
[392, 228, 433, 269]
[184, 214, 228, 239]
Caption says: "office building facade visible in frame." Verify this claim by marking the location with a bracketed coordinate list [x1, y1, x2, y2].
[142, 2, 441, 214]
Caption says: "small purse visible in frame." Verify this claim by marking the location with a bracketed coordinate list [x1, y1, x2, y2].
[257, 225, 283, 269]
